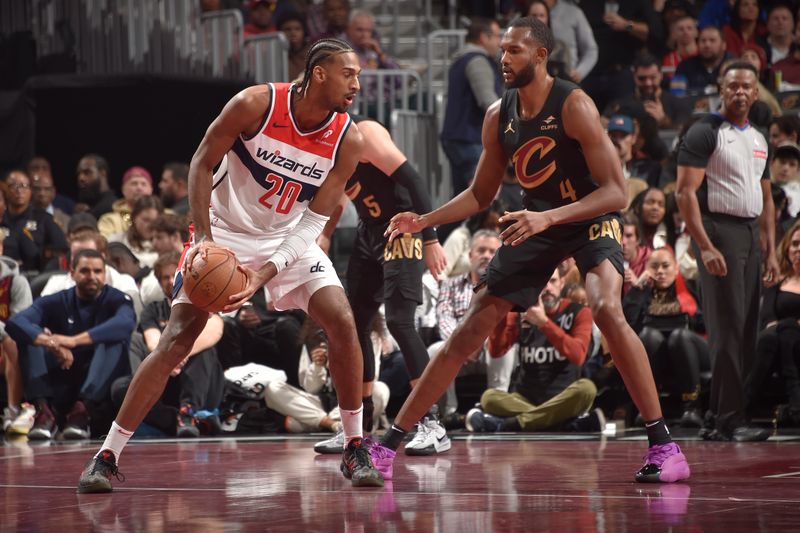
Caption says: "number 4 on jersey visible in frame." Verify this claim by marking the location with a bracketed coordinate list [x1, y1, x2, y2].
[559, 178, 577, 202]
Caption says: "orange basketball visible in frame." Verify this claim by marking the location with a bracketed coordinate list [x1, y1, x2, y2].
[183, 248, 247, 313]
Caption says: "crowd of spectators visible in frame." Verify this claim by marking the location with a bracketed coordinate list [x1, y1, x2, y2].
[5, 0, 800, 443]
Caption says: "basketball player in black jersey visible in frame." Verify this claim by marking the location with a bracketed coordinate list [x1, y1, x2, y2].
[370, 17, 690, 484]
[313, 116, 450, 455]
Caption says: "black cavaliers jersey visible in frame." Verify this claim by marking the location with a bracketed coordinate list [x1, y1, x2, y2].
[344, 117, 413, 225]
[499, 78, 598, 215]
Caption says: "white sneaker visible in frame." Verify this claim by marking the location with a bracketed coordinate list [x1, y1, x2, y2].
[3, 405, 20, 432]
[62, 425, 90, 440]
[313, 430, 345, 454]
[404, 417, 451, 456]
[406, 458, 453, 492]
[7, 404, 36, 436]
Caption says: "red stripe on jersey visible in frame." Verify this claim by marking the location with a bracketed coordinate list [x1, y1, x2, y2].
[261, 83, 349, 159]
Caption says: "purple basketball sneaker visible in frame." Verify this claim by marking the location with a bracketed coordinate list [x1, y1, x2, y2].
[635, 442, 690, 483]
[368, 441, 396, 481]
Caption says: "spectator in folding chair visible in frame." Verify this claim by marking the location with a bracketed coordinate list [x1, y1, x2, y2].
[6, 249, 136, 441]
[140, 214, 189, 306]
[157, 162, 190, 216]
[343, 10, 401, 109]
[466, 266, 600, 434]
[1, 169, 69, 276]
[0, 234, 34, 436]
[266, 322, 388, 441]
[97, 166, 153, 239]
[244, 0, 277, 38]
[427, 229, 511, 417]
[26, 155, 75, 216]
[74, 154, 118, 220]
[40, 229, 143, 317]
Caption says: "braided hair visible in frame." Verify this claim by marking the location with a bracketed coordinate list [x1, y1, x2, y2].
[508, 16, 554, 55]
[297, 38, 354, 95]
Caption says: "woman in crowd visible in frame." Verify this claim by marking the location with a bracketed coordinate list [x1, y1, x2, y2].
[623, 247, 709, 427]
[722, 0, 766, 57]
[749, 221, 800, 426]
[109, 195, 162, 268]
[631, 187, 668, 251]
[276, 10, 311, 81]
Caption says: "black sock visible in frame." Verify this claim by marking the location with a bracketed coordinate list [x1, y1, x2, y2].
[426, 403, 439, 420]
[502, 417, 521, 431]
[381, 424, 408, 451]
[644, 418, 672, 446]
[362, 396, 374, 434]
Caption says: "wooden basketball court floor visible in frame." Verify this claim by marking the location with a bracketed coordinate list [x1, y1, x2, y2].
[2, 429, 800, 532]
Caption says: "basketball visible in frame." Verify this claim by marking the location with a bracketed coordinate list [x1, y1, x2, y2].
[183, 247, 247, 313]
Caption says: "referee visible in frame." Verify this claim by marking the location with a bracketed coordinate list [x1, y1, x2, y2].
[676, 61, 780, 442]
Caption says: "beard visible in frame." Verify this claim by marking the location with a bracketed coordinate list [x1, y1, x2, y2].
[505, 62, 535, 89]
[78, 179, 103, 205]
[160, 190, 176, 208]
[542, 293, 560, 310]
[77, 283, 100, 301]
[475, 262, 490, 278]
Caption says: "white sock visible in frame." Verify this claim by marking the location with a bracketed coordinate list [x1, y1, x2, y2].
[340, 405, 363, 445]
[96, 421, 134, 462]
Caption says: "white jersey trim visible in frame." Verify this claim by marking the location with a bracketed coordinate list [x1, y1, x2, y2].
[287, 83, 337, 136]
[241, 83, 276, 142]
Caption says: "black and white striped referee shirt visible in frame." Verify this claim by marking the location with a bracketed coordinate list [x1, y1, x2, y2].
[677, 113, 769, 218]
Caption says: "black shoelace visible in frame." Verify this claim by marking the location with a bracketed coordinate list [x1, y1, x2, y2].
[92, 456, 126, 482]
[351, 444, 373, 469]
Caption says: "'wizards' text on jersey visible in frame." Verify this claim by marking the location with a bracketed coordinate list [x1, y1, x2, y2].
[210, 82, 351, 237]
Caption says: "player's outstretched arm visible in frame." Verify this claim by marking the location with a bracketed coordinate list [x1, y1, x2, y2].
[386, 100, 507, 241]
[552, 90, 628, 224]
[185, 86, 272, 272]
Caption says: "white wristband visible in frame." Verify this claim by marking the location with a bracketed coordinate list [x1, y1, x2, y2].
[268, 208, 330, 273]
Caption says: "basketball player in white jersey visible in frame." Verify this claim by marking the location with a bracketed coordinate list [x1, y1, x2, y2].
[78, 38, 384, 491]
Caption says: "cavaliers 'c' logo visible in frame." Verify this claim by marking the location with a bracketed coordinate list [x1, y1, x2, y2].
[512, 136, 557, 189]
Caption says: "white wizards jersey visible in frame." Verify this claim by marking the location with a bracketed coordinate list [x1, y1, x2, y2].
[209, 82, 352, 238]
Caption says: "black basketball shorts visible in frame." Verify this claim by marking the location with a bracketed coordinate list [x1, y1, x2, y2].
[483, 213, 624, 310]
[346, 222, 425, 305]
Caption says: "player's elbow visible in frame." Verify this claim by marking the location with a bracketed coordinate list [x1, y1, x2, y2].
[610, 182, 628, 211]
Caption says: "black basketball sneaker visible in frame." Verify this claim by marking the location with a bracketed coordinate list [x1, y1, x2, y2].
[77, 450, 125, 493]
[340, 437, 384, 487]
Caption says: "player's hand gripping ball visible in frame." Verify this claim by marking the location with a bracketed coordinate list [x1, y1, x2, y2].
[184, 247, 247, 313]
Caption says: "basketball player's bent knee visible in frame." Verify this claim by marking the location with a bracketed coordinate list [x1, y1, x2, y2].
[443, 336, 481, 364]
[151, 332, 195, 369]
